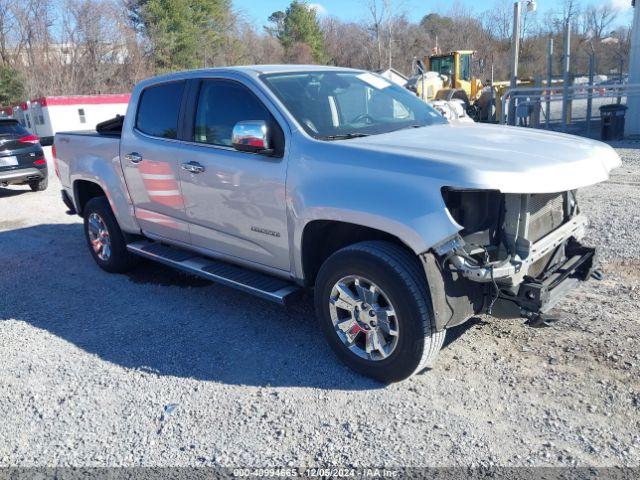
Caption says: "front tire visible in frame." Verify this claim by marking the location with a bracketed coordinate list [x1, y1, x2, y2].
[314, 241, 445, 383]
[83, 196, 139, 273]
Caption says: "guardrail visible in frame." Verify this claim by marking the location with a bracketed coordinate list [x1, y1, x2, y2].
[500, 83, 640, 136]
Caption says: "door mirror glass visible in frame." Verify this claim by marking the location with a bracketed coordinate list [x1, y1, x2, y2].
[231, 120, 271, 153]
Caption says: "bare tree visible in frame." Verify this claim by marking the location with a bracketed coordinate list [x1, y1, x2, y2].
[322, 17, 377, 69]
[0, 0, 18, 64]
[484, 0, 513, 40]
[365, 0, 386, 70]
[583, 4, 617, 41]
[364, 0, 405, 70]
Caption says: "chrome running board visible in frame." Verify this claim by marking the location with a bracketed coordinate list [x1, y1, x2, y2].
[127, 240, 301, 305]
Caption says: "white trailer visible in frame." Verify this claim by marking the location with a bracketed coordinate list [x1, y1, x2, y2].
[11, 103, 34, 131]
[22, 94, 130, 145]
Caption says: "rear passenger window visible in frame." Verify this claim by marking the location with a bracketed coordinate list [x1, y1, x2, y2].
[136, 81, 185, 139]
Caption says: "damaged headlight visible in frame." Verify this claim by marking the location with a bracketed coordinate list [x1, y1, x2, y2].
[441, 188, 503, 246]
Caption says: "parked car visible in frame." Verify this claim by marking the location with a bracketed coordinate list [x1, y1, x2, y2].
[54, 66, 621, 382]
[0, 119, 47, 191]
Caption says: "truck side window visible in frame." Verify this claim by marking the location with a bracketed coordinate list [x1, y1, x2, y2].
[136, 81, 185, 139]
[194, 80, 284, 155]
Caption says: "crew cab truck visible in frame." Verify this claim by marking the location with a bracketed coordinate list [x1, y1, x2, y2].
[54, 66, 621, 382]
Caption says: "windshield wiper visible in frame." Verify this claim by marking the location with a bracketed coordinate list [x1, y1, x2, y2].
[319, 133, 371, 141]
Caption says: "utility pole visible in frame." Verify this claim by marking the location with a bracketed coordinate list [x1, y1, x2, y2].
[509, 1, 537, 125]
[586, 48, 595, 136]
[561, 20, 571, 132]
[546, 38, 553, 129]
[510, 1, 538, 88]
[509, 2, 522, 125]
[628, 1, 640, 135]
[510, 2, 521, 91]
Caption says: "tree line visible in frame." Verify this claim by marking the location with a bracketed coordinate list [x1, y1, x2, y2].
[0, 0, 632, 105]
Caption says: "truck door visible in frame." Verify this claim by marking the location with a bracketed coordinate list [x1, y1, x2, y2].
[120, 80, 191, 244]
[176, 78, 290, 272]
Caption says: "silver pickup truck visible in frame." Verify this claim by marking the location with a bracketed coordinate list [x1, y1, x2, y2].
[54, 65, 621, 382]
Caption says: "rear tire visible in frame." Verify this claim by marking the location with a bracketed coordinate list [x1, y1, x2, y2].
[83, 196, 139, 273]
[29, 177, 48, 191]
[314, 241, 445, 383]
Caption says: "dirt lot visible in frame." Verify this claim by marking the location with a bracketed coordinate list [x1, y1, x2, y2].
[0, 143, 639, 469]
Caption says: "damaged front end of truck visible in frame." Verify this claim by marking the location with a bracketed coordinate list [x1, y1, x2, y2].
[423, 188, 601, 330]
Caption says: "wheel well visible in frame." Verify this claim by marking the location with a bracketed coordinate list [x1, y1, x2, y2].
[74, 180, 106, 216]
[301, 220, 415, 286]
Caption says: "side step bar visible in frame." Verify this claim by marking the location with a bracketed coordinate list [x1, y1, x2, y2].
[126, 240, 301, 305]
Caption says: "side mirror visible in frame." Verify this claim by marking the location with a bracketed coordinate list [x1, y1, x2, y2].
[231, 120, 272, 154]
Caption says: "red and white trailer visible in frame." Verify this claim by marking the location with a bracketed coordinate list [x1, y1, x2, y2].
[11, 103, 33, 131]
[18, 94, 130, 145]
[0, 106, 13, 119]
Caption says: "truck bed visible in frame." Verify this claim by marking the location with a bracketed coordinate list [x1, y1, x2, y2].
[54, 130, 121, 191]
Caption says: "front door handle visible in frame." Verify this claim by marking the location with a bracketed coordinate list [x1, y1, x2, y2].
[181, 161, 205, 174]
[124, 152, 142, 164]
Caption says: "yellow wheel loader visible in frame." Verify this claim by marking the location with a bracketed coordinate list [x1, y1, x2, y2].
[412, 50, 512, 123]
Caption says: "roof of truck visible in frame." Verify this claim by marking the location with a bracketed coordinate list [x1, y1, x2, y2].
[143, 65, 362, 84]
[227, 65, 362, 74]
[134, 65, 368, 93]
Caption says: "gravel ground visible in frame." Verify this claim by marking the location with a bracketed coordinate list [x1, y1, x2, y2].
[0, 144, 639, 469]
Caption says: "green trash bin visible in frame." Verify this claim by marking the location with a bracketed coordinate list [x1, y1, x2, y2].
[599, 104, 627, 141]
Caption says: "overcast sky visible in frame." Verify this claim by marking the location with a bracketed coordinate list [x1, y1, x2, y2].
[233, 0, 635, 29]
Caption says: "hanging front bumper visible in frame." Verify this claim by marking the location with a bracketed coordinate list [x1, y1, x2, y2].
[496, 239, 599, 316]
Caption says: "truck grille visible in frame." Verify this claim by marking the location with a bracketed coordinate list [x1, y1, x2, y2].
[528, 193, 566, 243]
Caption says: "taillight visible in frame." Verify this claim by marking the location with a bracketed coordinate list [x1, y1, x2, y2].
[19, 134, 40, 144]
[52, 144, 60, 178]
[33, 158, 46, 166]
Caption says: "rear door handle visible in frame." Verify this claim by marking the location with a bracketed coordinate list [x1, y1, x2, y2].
[124, 152, 142, 164]
[181, 161, 205, 174]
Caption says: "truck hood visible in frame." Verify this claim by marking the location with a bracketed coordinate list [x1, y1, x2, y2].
[343, 123, 621, 193]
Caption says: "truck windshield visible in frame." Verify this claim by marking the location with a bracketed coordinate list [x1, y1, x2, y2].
[261, 71, 447, 140]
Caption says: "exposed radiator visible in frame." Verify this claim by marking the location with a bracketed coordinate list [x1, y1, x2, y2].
[528, 193, 566, 243]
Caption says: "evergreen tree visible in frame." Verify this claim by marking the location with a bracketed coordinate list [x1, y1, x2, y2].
[0, 67, 25, 106]
[130, 0, 231, 71]
[268, 1, 327, 64]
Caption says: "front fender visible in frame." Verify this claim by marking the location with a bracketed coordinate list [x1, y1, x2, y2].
[287, 140, 462, 279]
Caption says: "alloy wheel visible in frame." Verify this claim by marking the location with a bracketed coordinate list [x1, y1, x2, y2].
[87, 212, 112, 261]
[328, 275, 399, 361]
